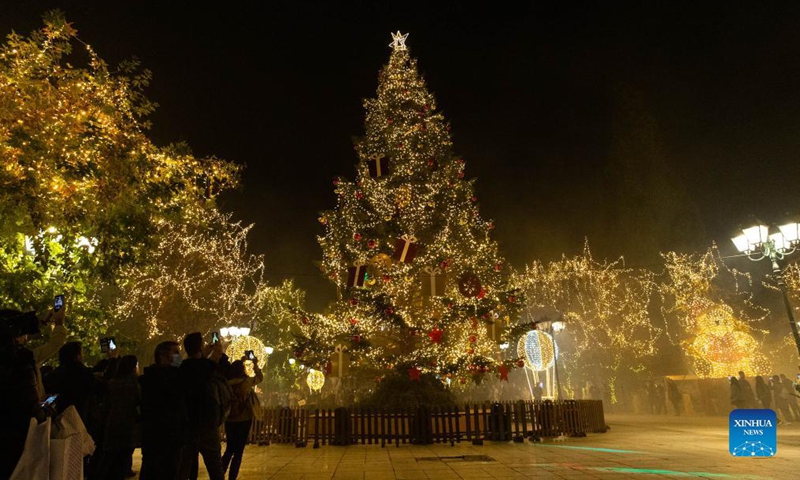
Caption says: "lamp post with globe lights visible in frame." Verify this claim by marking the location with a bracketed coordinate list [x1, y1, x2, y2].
[731, 221, 800, 358]
[532, 317, 566, 400]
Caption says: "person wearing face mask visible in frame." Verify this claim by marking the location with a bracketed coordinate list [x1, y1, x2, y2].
[139, 341, 185, 480]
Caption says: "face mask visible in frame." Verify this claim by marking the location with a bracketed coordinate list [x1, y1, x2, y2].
[172, 353, 183, 367]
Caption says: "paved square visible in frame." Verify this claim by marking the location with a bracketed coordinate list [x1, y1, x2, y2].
[132, 414, 800, 478]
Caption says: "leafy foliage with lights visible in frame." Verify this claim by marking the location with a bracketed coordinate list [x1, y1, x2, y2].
[297, 33, 523, 388]
[113, 207, 264, 340]
[0, 13, 238, 348]
[660, 248, 771, 378]
[514, 242, 659, 397]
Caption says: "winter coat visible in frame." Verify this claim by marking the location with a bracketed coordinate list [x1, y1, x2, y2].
[179, 356, 230, 435]
[102, 375, 140, 451]
[44, 361, 99, 424]
[227, 368, 264, 423]
[139, 363, 185, 448]
[730, 379, 745, 407]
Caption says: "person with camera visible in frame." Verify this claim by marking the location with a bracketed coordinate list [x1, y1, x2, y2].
[222, 354, 263, 480]
[178, 332, 232, 480]
[139, 341, 185, 480]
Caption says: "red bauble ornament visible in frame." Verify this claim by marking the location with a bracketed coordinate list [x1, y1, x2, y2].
[349, 298, 359, 306]
[467, 347, 475, 355]
[471, 196, 477, 202]
[508, 295, 517, 303]
[387, 118, 393, 124]
[477, 288, 486, 299]
[488, 222, 495, 230]
[352, 335, 361, 343]
[353, 233, 362, 241]
[385, 307, 394, 315]
[355, 191, 364, 200]
[367, 239, 376, 249]
[333, 178, 341, 186]
[349, 317, 358, 326]
[398, 143, 404, 148]
[301, 317, 310, 325]
[382, 274, 392, 282]
[424, 105, 430, 111]
[409, 367, 422, 381]
[469, 334, 477, 344]
[428, 328, 444, 344]
[516, 360, 525, 368]
[459, 377, 466, 384]
[494, 263, 503, 272]
[458, 172, 465, 179]
[294, 350, 303, 358]
[468, 364, 475, 371]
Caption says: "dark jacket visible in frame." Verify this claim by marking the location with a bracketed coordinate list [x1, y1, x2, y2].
[102, 375, 140, 451]
[44, 361, 99, 423]
[0, 346, 40, 478]
[139, 364, 185, 448]
[179, 356, 229, 434]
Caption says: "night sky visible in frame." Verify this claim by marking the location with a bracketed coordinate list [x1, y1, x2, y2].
[3, 1, 800, 310]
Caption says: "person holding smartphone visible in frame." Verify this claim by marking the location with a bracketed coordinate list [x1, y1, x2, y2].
[222, 355, 263, 480]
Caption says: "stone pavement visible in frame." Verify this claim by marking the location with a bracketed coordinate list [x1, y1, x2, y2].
[132, 414, 800, 479]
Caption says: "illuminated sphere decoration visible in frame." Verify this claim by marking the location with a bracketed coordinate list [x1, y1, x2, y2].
[306, 369, 325, 392]
[227, 335, 268, 378]
[517, 330, 557, 371]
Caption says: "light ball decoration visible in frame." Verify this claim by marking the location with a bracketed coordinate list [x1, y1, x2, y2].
[306, 369, 325, 392]
[517, 330, 557, 371]
[227, 335, 268, 378]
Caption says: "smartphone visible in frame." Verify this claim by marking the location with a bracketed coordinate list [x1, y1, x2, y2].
[54, 295, 64, 312]
[211, 332, 220, 344]
[245, 350, 255, 361]
[100, 337, 116, 354]
[41, 394, 58, 409]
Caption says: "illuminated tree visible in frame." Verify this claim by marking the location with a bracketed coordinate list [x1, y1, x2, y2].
[515, 242, 659, 399]
[0, 12, 237, 345]
[300, 33, 522, 386]
[113, 207, 264, 341]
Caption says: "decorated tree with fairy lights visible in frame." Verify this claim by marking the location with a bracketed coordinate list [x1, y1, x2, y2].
[0, 12, 238, 349]
[298, 32, 522, 390]
[514, 242, 659, 401]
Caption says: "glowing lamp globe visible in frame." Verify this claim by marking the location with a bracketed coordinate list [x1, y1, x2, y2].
[227, 335, 268, 377]
[517, 330, 557, 371]
[306, 369, 325, 392]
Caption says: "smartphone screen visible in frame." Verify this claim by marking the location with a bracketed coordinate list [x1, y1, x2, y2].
[211, 332, 220, 344]
[54, 295, 64, 312]
[41, 394, 58, 409]
[246, 350, 255, 360]
[109, 338, 117, 351]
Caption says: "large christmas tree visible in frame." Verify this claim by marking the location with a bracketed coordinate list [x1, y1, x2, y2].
[296, 33, 522, 388]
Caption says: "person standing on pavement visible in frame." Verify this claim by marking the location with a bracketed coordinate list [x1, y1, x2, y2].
[737, 371, 757, 408]
[97, 355, 140, 480]
[754, 376, 772, 409]
[179, 332, 231, 480]
[139, 340, 185, 480]
[222, 358, 263, 480]
[666, 379, 682, 416]
[730, 377, 746, 409]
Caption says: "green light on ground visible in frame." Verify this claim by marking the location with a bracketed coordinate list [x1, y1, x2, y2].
[592, 467, 731, 477]
[533, 444, 647, 454]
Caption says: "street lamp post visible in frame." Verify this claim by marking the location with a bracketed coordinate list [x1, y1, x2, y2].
[731, 222, 800, 358]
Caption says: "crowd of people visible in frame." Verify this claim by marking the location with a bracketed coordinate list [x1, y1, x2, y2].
[730, 371, 800, 423]
[0, 305, 262, 480]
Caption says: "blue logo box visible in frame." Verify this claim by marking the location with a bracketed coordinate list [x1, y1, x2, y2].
[729, 409, 776, 457]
